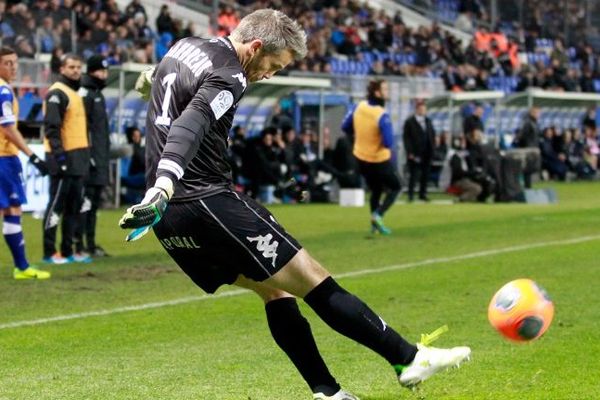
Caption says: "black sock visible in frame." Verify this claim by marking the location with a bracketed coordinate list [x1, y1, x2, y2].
[266, 297, 340, 395]
[378, 189, 400, 216]
[304, 277, 418, 367]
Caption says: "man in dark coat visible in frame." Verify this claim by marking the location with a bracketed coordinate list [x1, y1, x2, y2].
[463, 101, 485, 139]
[76, 55, 110, 257]
[515, 106, 542, 188]
[403, 99, 436, 201]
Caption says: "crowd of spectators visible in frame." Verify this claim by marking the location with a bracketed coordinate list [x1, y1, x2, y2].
[2, 0, 600, 95]
[0, 0, 196, 65]
[536, 117, 599, 181]
[214, 0, 600, 94]
[227, 121, 344, 204]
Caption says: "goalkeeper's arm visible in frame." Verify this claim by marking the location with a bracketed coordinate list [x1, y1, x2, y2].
[119, 103, 214, 233]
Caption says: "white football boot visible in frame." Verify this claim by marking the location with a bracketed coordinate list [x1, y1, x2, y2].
[313, 389, 360, 400]
[397, 325, 471, 389]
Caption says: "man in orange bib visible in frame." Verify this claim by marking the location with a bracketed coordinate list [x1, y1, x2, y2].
[341, 79, 400, 234]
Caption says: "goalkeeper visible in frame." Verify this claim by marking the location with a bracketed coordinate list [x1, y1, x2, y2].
[120, 9, 471, 400]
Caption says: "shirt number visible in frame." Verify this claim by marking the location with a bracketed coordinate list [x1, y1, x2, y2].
[155, 72, 177, 126]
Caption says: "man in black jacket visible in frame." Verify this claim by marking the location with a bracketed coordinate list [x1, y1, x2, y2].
[463, 101, 485, 138]
[515, 106, 541, 188]
[75, 55, 110, 257]
[42, 53, 91, 264]
[403, 99, 435, 201]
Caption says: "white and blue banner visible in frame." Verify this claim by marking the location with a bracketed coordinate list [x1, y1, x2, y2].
[16, 144, 49, 213]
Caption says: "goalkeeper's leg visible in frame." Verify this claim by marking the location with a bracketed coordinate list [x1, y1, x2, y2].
[234, 276, 344, 398]
[263, 249, 470, 388]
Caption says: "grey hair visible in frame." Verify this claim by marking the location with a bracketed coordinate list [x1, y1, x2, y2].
[230, 9, 307, 61]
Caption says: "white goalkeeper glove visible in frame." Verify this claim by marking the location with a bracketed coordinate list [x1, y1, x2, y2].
[119, 176, 174, 241]
[135, 67, 155, 101]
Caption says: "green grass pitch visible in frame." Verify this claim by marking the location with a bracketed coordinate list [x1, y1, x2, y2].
[1, 182, 599, 399]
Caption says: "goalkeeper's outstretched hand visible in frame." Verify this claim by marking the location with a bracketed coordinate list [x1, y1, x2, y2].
[135, 67, 155, 101]
[119, 177, 173, 242]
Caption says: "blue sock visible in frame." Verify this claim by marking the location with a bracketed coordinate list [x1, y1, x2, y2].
[3, 215, 29, 270]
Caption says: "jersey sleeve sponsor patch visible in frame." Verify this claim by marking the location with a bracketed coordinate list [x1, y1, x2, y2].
[0, 100, 15, 125]
[2, 100, 14, 117]
[209, 90, 234, 120]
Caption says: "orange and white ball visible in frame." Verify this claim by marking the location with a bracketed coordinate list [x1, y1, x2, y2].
[488, 279, 554, 342]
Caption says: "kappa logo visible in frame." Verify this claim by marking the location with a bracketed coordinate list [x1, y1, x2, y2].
[47, 212, 59, 229]
[247, 233, 279, 267]
[232, 72, 247, 90]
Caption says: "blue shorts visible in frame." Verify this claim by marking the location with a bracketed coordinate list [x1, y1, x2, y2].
[0, 156, 27, 208]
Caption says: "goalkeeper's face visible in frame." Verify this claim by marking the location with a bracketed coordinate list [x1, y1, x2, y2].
[245, 45, 294, 83]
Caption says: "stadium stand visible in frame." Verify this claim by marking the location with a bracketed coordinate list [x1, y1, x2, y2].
[4, 0, 600, 208]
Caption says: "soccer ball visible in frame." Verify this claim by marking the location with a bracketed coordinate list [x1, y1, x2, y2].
[488, 279, 554, 342]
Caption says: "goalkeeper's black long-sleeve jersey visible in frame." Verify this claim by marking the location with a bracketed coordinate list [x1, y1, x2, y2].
[145, 36, 248, 202]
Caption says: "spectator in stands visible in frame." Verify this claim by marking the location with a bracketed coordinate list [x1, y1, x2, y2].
[42, 53, 91, 265]
[125, 0, 146, 21]
[540, 127, 567, 181]
[75, 55, 110, 258]
[217, 5, 240, 37]
[14, 35, 35, 59]
[134, 12, 153, 42]
[283, 126, 302, 177]
[256, 127, 284, 204]
[57, 17, 73, 52]
[155, 32, 173, 61]
[50, 46, 64, 82]
[269, 103, 293, 132]
[156, 4, 174, 35]
[297, 129, 318, 178]
[583, 120, 599, 172]
[516, 67, 537, 92]
[49, 0, 71, 24]
[228, 125, 246, 188]
[37, 15, 59, 53]
[562, 68, 580, 92]
[403, 99, 435, 202]
[550, 39, 568, 69]
[580, 67, 596, 93]
[515, 106, 542, 188]
[121, 126, 146, 205]
[126, 126, 146, 184]
[564, 128, 595, 179]
[582, 106, 596, 128]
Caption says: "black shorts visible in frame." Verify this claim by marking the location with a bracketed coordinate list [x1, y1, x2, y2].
[153, 190, 302, 293]
[357, 159, 401, 192]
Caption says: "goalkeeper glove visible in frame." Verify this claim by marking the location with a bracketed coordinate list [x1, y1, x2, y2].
[135, 67, 155, 101]
[119, 176, 174, 241]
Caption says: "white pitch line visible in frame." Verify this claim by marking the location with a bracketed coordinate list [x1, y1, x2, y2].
[1, 234, 599, 331]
